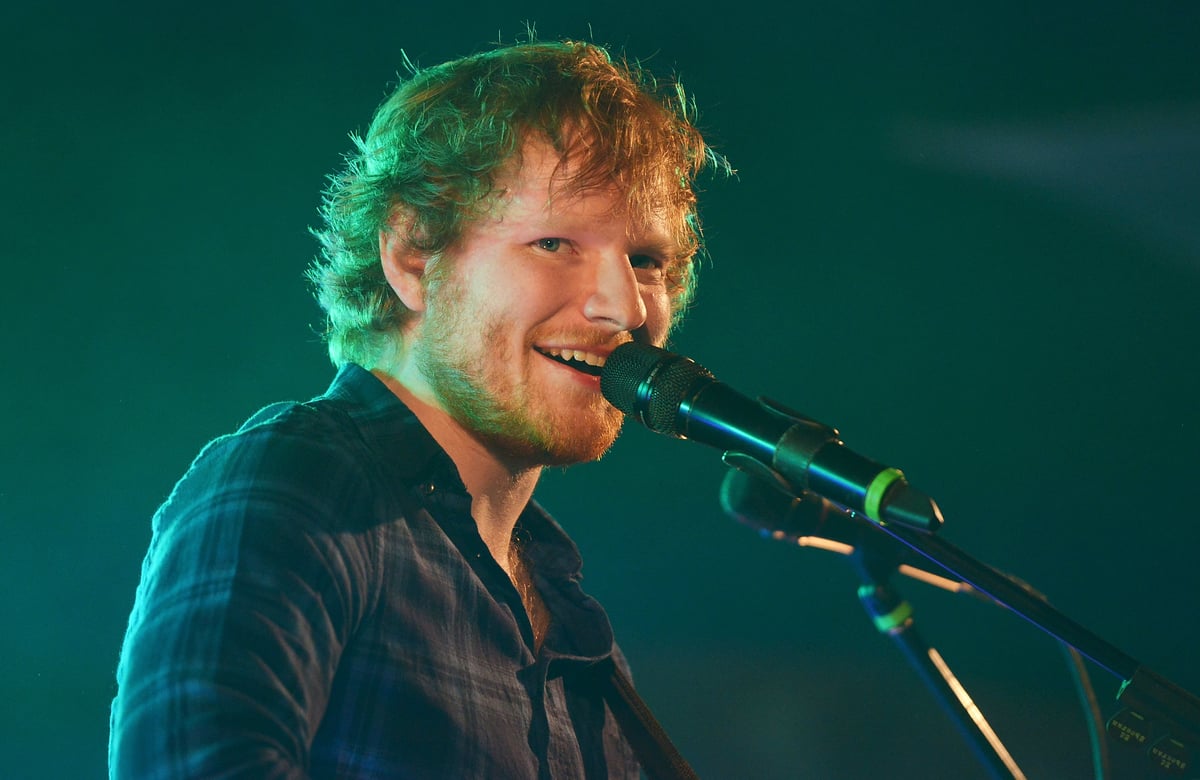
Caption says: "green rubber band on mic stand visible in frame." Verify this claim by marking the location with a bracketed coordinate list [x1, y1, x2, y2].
[872, 600, 913, 634]
[864, 467, 905, 524]
[857, 585, 914, 634]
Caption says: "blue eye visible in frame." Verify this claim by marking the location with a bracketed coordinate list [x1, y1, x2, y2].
[536, 238, 563, 252]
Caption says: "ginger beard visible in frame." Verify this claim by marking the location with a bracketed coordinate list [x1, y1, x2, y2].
[413, 263, 627, 468]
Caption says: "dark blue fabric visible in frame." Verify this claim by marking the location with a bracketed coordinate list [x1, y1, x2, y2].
[110, 363, 638, 779]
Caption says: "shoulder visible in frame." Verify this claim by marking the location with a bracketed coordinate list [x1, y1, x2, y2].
[156, 393, 406, 547]
[195, 399, 369, 501]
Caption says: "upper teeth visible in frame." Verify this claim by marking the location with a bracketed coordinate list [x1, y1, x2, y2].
[541, 348, 606, 367]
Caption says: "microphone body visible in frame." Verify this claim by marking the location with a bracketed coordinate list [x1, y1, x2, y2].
[720, 466, 959, 582]
[601, 342, 943, 532]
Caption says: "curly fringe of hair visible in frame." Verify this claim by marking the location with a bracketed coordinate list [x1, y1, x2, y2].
[307, 39, 729, 367]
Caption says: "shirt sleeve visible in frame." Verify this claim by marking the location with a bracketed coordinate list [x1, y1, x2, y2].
[109, 413, 376, 779]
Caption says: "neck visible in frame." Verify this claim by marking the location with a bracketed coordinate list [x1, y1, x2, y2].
[370, 368, 541, 573]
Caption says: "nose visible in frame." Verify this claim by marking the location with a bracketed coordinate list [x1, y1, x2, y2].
[583, 253, 648, 332]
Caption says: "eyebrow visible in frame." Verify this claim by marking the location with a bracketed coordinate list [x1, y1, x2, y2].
[626, 237, 677, 259]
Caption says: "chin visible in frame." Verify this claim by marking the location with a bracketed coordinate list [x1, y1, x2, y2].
[544, 434, 620, 466]
[495, 414, 624, 468]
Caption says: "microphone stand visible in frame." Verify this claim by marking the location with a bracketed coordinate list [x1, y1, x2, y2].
[849, 541, 1027, 779]
[870, 519, 1200, 777]
[721, 462, 1200, 777]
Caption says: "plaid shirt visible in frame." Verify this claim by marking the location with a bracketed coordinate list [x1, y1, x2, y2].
[109, 364, 639, 779]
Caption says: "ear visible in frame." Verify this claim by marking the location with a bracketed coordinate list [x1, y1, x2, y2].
[379, 227, 429, 313]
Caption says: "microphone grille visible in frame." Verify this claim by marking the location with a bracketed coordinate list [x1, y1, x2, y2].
[600, 342, 664, 414]
[601, 342, 713, 434]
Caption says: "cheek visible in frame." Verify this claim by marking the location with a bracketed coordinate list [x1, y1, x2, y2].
[642, 289, 673, 345]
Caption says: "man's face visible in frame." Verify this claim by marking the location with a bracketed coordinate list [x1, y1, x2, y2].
[407, 138, 676, 467]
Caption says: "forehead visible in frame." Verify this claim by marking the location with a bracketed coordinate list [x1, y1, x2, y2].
[486, 138, 675, 244]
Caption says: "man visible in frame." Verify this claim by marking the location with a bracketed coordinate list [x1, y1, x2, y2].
[110, 39, 724, 778]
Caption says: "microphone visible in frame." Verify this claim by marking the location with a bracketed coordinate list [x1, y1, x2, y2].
[720, 465, 959, 582]
[600, 342, 944, 532]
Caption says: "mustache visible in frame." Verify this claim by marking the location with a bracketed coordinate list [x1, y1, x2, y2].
[529, 331, 639, 351]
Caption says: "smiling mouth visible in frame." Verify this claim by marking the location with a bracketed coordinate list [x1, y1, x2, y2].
[535, 347, 606, 377]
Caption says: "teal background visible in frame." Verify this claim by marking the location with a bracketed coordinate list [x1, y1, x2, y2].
[4, 2, 1199, 777]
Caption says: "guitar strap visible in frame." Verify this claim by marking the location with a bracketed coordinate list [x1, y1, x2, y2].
[588, 656, 700, 780]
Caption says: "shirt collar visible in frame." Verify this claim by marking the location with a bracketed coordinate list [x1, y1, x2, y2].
[318, 362, 466, 492]
[318, 364, 587, 575]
